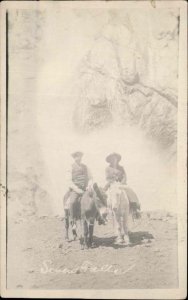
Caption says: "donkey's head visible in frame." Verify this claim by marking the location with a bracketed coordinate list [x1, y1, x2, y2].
[93, 187, 108, 223]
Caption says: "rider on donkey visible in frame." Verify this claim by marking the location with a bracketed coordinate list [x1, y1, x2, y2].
[63, 151, 92, 238]
[104, 152, 140, 213]
[104, 152, 127, 209]
[64, 151, 105, 240]
[104, 153, 141, 242]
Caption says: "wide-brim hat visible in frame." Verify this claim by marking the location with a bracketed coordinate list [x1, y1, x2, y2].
[106, 152, 121, 163]
[71, 151, 83, 159]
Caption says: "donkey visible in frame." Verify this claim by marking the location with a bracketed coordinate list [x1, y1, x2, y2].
[80, 183, 108, 248]
[63, 183, 108, 249]
[106, 181, 141, 245]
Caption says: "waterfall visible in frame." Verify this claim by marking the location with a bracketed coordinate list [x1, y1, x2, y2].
[8, 7, 178, 217]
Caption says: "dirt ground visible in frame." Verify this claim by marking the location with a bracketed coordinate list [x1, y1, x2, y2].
[7, 211, 178, 289]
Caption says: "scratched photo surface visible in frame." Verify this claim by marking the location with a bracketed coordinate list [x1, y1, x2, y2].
[7, 6, 179, 289]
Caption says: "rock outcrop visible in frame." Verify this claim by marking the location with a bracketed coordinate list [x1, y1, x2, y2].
[73, 9, 179, 153]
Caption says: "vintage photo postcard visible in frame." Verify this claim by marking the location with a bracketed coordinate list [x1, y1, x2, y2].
[0, 0, 187, 299]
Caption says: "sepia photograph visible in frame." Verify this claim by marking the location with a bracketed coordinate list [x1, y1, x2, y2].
[0, 1, 187, 299]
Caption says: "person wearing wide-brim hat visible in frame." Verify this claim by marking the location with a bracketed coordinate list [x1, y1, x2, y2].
[106, 152, 122, 164]
[105, 152, 127, 187]
[104, 152, 141, 244]
[104, 152, 128, 244]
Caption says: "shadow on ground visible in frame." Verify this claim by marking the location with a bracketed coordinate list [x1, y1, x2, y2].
[93, 231, 154, 249]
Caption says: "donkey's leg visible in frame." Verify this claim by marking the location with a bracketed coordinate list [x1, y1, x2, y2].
[88, 219, 95, 247]
[83, 220, 89, 248]
[76, 195, 83, 241]
[121, 191, 130, 244]
[69, 191, 79, 240]
[79, 219, 84, 249]
[64, 209, 69, 240]
[72, 220, 77, 240]
[113, 210, 123, 243]
[122, 214, 130, 244]
[76, 218, 82, 238]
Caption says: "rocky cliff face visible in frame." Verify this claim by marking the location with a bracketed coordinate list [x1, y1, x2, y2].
[7, 7, 179, 218]
[73, 9, 178, 154]
[8, 10, 53, 218]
